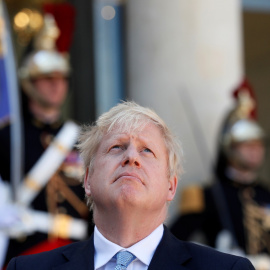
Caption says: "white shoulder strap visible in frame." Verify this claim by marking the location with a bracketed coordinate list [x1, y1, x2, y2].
[18, 121, 80, 206]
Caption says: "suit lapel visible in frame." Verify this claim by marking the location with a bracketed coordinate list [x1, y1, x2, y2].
[148, 226, 191, 270]
[53, 235, 95, 270]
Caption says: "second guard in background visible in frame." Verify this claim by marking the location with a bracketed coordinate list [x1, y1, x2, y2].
[0, 4, 92, 266]
[170, 80, 270, 264]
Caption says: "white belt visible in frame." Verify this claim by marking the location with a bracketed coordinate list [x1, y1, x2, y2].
[18, 121, 80, 206]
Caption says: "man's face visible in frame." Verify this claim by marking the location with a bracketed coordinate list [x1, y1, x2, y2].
[31, 73, 68, 108]
[232, 139, 265, 170]
[84, 122, 177, 216]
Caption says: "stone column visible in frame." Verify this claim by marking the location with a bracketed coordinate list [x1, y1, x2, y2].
[126, 0, 243, 222]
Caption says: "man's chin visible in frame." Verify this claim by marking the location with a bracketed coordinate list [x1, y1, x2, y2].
[115, 187, 143, 205]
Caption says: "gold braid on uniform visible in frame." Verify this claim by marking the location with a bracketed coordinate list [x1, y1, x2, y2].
[46, 169, 89, 219]
[241, 188, 270, 254]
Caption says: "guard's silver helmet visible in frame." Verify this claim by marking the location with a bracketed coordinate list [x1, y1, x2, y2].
[220, 80, 265, 153]
[19, 14, 70, 80]
[222, 119, 265, 149]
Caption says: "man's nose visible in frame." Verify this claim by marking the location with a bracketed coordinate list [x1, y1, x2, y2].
[121, 146, 141, 168]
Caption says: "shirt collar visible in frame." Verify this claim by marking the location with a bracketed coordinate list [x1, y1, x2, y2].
[94, 224, 164, 269]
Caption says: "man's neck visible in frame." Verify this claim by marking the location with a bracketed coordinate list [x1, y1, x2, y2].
[29, 102, 61, 124]
[93, 206, 167, 248]
[226, 166, 258, 185]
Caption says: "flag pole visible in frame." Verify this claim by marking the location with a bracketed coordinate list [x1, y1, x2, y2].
[0, 0, 23, 202]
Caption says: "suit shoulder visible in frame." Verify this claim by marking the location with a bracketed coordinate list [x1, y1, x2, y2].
[7, 240, 90, 270]
[184, 242, 255, 269]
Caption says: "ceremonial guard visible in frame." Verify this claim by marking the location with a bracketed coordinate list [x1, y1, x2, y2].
[0, 5, 91, 266]
[170, 80, 270, 264]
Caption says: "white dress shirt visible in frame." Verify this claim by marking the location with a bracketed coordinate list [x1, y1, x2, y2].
[94, 224, 164, 270]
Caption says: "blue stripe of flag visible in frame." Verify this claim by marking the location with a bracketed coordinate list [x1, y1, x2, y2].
[0, 51, 11, 126]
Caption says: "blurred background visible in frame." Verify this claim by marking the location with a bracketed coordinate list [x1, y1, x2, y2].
[3, 0, 270, 223]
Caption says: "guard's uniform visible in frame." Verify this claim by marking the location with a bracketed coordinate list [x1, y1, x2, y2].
[170, 175, 270, 255]
[0, 106, 93, 264]
[171, 79, 270, 256]
[0, 6, 94, 265]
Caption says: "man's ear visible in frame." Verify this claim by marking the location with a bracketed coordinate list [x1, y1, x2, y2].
[84, 167, 91, 196]
[167, 175, 178, 202]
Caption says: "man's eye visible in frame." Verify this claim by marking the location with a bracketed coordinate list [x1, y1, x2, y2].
[110, 145, 122, 150]
[143, 148, 153, 153]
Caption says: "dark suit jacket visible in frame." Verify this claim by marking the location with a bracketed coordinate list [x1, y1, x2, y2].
[7, 226, 254, 270]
